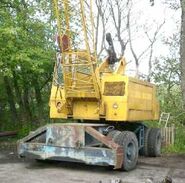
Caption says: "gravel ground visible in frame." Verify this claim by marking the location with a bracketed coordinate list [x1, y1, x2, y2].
[0, 145, 185, 183]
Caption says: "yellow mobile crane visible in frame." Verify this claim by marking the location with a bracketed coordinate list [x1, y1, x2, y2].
[18, 0, 161, 171]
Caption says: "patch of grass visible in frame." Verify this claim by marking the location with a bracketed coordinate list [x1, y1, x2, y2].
[144, 121, 185, 154]
[162, 127, 185, 153]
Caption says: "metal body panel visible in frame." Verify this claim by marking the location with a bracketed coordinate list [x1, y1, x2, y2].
[73, 101, 99, 120]
[46, 125, 85, 147]
[50, 74, 159, 122]
[18, 143, 115, 166]
[18, 123, 123, 169]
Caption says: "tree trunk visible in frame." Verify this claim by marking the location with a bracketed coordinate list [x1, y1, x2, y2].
[12, 70, 24, 113]
[33, 77, 42, 106]
[32, 77, 43, 118]
[3, 76, 18, 122]
[0, 101, 3, 128]
[117, 33, 126, 56]
[180, 0, 185, 109]
[22, 75, 33, 121]
[147, 48, 153, 82]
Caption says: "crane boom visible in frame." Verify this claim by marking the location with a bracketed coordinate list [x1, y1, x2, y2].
[52, 0, 100, 101]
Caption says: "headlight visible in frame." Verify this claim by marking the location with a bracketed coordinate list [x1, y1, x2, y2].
[113, 103, 118, 109]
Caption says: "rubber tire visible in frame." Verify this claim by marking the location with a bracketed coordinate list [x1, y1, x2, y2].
[114, 131, 139, 171]
[139, 128, 151, 156]
[147, 128, 161, 157]
[107, 130, 121, 140]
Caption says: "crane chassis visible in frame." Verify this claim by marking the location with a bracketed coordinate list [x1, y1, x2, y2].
[17, 0, 161, 171]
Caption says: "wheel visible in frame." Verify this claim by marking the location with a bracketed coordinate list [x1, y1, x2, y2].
[107, 130, 121, 140]
[114, 131, 138, 171]
[147, 128, 161, 157]
[139, 128, 151, 156]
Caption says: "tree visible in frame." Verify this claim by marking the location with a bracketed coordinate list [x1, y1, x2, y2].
[93, 0, 164, 78]
[107, 0, 129, 56]
[152, 33, 184, 124]
[126, 1, 165, 78]
[93, 0, 111, 57]
[180, 0, 185, 109]
[0, 0, 55, 129]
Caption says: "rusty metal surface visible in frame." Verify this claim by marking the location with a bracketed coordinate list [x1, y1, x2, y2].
[85, 126, 123, 169]
[0, 131, 17, 137]
[46, 125, 85, 148]
[18, 143, 115, 166]
[17, 123, 123, 169]
[104, 81, 125, 96]
[47, 123, 107, 127]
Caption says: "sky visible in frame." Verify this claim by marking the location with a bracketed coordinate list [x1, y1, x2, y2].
[90, 0, 181, 77]
[123, 0, 181, 76]
[50, 0, 181, 78]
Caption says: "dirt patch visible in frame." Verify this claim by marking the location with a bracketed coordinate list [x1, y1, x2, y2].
[0, 142, 185, 183]
[139, 154, 185, 169]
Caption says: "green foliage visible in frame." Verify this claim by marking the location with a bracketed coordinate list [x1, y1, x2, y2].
[17, 123, 32, 138]
[152, 34, 184, 124]
[0, 0, 56, 132]
[17, 119, 51, 138]
[163, 127, 185, 153]
[151, 34, 185, 153]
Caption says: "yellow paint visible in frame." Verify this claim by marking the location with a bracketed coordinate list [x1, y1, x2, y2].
[73, 100, 99, 120]
[49, 85, 68, 118]
[49, 72, 159, 122]
[50, 0, 159, 122]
